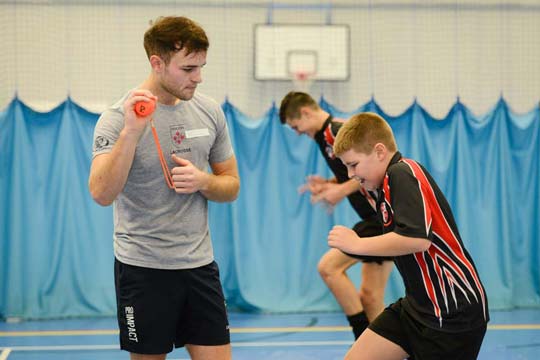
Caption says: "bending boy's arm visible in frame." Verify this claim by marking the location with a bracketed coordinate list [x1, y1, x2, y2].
[88, 129, 140, 206]
[328, 225, 431, 256]
[311, 178, 360, 206]
[336, 178, 362, 196]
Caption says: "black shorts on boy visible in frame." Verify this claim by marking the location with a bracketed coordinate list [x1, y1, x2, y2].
[114, 259, 230, 354]
[369, 298, 486, 360]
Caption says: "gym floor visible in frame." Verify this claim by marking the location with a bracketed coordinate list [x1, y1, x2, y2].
[1, 309, 539, 359]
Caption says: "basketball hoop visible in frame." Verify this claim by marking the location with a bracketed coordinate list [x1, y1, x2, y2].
[292, 71, 315, 93]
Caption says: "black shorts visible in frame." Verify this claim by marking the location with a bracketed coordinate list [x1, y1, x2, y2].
[343, 219, 393, 264]
[114, 259, 230, 354]
[369, 299, 487, 360]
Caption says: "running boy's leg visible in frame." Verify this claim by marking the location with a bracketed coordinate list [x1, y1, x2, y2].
[319, 248, 369, 338]
[318, 248, 361, 316]
[359, 261, 393, 321]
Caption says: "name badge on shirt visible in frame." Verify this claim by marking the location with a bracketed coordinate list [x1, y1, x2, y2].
[185, 128, 210, 139]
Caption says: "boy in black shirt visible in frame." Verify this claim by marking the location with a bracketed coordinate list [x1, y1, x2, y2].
[329, 112, 488, 359]
[279, 92, 393, 339]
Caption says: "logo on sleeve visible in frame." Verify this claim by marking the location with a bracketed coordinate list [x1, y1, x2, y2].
[380, 202, 393, 226]
[94, 136, 110, 151]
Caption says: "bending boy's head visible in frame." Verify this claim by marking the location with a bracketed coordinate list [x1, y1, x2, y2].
[334, 112, 397, 190]
[144, 16, 209, 65]
[279, 91, 327, 138]
[279, 91, 319, 124]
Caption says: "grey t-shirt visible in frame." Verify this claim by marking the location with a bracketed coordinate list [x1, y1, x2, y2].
[92, 91, 234, 270]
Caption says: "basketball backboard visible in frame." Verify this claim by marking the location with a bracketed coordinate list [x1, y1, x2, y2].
[254, 24, 350, 81]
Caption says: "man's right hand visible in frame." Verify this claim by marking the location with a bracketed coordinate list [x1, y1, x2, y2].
[123, 89, 158, 137]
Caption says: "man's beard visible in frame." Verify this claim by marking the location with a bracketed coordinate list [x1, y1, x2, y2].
[161, 80, 195, 101]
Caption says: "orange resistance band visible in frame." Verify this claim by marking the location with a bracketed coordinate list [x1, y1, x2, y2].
[150, 119, 175, 189]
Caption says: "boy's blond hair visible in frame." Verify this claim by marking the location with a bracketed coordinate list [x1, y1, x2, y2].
[334, 112, 397, 156]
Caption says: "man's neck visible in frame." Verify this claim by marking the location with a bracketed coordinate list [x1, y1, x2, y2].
[139, 76, 179, 106]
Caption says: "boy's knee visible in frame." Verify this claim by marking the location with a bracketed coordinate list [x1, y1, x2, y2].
[318, 250, 356, 281]
[317, 258, 343, 281]
[359, 287, 380, 306]
[317, 259, 332, 278]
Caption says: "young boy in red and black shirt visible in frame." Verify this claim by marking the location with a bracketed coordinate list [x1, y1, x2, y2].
[329, 112, 488, 360]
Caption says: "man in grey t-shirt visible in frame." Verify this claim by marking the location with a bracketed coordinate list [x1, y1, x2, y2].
[89, 16, 239, 360]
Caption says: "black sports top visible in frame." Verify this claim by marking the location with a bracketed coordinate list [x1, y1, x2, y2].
[378, 152, 489, 331]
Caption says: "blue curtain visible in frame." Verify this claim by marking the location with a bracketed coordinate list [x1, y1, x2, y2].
[0, 98, 115, 319]
[1, 96, 538, 319]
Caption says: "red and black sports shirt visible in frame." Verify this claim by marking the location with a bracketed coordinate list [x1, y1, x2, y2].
[378, 152, 489, 331]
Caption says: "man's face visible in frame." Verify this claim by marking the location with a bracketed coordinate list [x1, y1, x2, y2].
[339, 147, 385, 191]
[160, 48, 207, 101]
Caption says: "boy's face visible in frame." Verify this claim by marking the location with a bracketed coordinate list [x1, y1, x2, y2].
[339, 147, 386, 191]
[287, 116, 316, 138]
[286, 107, 318, 138]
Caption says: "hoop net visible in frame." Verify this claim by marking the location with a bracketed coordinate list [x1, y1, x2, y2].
[292, 71, 315, 93]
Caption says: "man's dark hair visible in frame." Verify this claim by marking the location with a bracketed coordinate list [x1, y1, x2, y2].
[144, 16, 209, 64]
